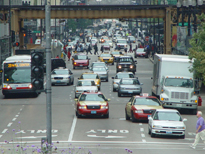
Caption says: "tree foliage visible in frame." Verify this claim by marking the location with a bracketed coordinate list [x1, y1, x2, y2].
[66, 19, 93, 33]
[189, 13, 205, 84]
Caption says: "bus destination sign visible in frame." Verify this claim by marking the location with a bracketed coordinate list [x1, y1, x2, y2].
[5, 63, 31, 68]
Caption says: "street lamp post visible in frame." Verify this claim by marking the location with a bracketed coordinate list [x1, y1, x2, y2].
[176, 0, 203, 36]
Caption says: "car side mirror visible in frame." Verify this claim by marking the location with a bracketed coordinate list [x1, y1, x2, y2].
[148, 117, 152, 120]
[151, 77, 153, 79]
[183, 118, 187, 122]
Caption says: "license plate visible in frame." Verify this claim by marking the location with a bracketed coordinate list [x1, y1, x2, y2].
[80, 65, 83, 67]
[166, 131, 172, 134]
[91, 111, 96, 114]
[128, 91, 133, 93]
[56, 81, 61, 83]
[176, 104, 182, 107]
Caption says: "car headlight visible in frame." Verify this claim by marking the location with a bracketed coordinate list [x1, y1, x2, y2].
[95, 82, 99, 85]
[101, 105, 108, 109]
[134, 109, 143, 113]
[118, 65, 122, 69]
[130, 65, 133, 69]
[191, 100, 197, 103]
[153, 125, 162, 128]
[78, 105, 86, 109]
[74, 62, 77, 65]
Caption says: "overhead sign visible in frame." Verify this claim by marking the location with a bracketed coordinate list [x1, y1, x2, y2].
[24, 21, 37, 26]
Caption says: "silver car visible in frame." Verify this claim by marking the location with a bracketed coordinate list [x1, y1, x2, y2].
[148, 109, 187, 138]
[90, 66, 109, 82]
[112, 72, 135, 92]
[74, 80, 98, 98]
[89, 62, 109, 71]
[118, 78, 143, 97]
[51, 68, 74, 86]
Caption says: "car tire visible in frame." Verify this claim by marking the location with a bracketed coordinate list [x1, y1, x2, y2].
[106, 78, 109, 82]
[148, 127, 151, 135]
[125, 110, 130, 120]
[118, 92, 121, 97]
[73, 66, 75, 69]
[150, 129, 155, 137]
[112, 62, 114, 65]
[104, 113, 109, 118]
[180, 135, 185, 139]
[76, 111, 81, 118]
[131, 112, 137, 122]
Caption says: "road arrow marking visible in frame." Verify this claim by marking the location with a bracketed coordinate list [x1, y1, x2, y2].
[15, 135, 57, 139]
[87, 135, 126, 138]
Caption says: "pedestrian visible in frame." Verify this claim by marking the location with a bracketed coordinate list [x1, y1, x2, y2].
[56, 55, 59, 58]
[94, 43, 98, 55]
[129, 43, 132, 53]
[88, 44, 92, 55]
[190, 111, 205, 149]
[101, 45, 104, 53]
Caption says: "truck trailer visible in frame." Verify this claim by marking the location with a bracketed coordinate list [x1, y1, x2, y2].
[152, 54, 198, 114]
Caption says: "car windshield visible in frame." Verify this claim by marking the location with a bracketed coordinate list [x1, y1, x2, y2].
[77, 81, 95, 86]
[128, 37, 135, 40]
[100, 54, 111, 57]
[93, 67, 106, 72]
[74, 55, 87, 60]
[81, 74, 99, 79]
[52, 70, 68, 75]
[117, 40, 127, 43]
[112, 52, 122, 55]
[153, 111, 182, 121]
[79, 94, 106, 101]
[119, 58, 133, 62]
[137, 49, 145, 52]
[93, 63, 107, 68]
[116, 74, 134, 79]
[164, 78, 193, 88]
[134, 98, 161, 106]
[120, 79, 140, 85]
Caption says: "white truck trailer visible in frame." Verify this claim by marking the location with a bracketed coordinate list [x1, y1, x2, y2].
[152, 54, 198, 114]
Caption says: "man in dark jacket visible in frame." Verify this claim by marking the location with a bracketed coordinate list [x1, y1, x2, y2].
[94, 43, 98, 55]
[100, 45, 104, 54]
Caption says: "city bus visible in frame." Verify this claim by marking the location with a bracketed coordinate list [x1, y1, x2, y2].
[1, 55, 39, 98]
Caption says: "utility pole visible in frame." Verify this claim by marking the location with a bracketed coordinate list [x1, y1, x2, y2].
[9, 0, 11, 56]
[45, 0, 52, 153]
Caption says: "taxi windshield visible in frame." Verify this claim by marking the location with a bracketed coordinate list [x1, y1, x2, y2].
[134, 98, 161, 106]
[93, 67, 106, 72]
[79, 94, 106, 101]
[77, 81, 95, 86]
[100, 54, 111, 57]
[153, 112, 182, 121]
[112, 52, 122, 55]
[81, 74, 99, 79]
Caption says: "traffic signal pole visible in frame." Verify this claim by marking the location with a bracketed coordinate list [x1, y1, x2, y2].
[45, 0, 52, 153]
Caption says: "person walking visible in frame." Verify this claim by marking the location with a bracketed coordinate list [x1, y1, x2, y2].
[190, 111, 205, 149]
[129, 43, 132, 53]
[94, 43, 98, 55]
[88, 44, 92, 55]
[100, 45, 104, 54]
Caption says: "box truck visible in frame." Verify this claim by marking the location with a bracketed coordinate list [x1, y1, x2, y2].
[152, 54, 198, 114]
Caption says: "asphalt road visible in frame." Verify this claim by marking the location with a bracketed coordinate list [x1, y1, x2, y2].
[0, 51, 205, 154]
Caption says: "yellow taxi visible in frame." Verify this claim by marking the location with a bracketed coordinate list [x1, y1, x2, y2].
[78, 72, 101, 90]
[98, 53, 114, 65]
[111, 50, 124, 62]
[125, 93, 163, 122]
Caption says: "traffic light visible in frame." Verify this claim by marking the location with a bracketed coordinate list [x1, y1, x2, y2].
[11, 30, 15, 42]
[13, 42, 20, 47]
[31, 50, 44, 90]
[23, 33, 26, 37]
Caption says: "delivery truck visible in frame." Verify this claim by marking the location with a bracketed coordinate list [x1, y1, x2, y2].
[152, 54, 198, 114]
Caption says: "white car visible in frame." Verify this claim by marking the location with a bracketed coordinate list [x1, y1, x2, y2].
[148, 109, 187, 139]
[74, 80, 98, 98]
[51, 68, 74, 86]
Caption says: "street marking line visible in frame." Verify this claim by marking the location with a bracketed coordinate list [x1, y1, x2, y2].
[0, 135, 2, 138]
[7, 123, 12, 127]
[12, 118, 17, 121]
[142, 139, 146, 142]
[141, 134, 145, 137]
[139, 123, 142, 125]
[119, 118, 125, 120]
[15, 115, 19, 117]
[140, 128, 144, 132]
[68, 116, 77, 142]
[87, 135, 126, 138]
[2, 129, 8, 133]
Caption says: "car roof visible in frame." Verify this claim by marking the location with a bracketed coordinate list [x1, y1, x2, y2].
[121, 78, 137, 80]
[53, 67, 68, 71]
[117, 72, 133, 74]
[82, 91, 103, 95]
[119, 55, 132, 58]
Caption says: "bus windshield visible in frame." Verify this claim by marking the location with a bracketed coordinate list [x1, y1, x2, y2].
[3, 67, 31, 83]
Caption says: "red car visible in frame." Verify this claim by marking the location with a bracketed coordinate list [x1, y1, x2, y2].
[72, 53, 90, 69]
[75, 91, 110, 118]
[125, 93, 163, 122]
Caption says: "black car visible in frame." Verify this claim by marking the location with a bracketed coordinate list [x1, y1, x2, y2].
[43, 58, 66, 72]
[116, 56, 137, 74]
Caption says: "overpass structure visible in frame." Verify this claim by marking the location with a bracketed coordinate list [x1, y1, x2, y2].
[0, 4, 204, 54]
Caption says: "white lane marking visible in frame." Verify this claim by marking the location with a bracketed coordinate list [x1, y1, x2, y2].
[20, 108, 23, 111]
[141, 134, 145, 137]
[119, 118, 125, 120]
[15, 115, 19, 117]
[87, 135, 126, 138]
[7, 123, 12, 127]
[12, 118, 17, 121]
[2, 129, 8, 133]
[185, 138, 195, 140]
[140, 128, 144, 132]
[0, 135, 2, 138]
[18, 112, 20, 114]
[142, 139, 146, 142]
[139, 123, 142, 125]
[68, 116, 77, 142]
[16, 135, 58, 139]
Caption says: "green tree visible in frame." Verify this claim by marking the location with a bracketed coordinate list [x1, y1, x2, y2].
[189, 13, 205, 84]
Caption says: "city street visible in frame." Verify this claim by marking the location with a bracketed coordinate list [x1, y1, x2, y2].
[0, 52, 204, 154]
